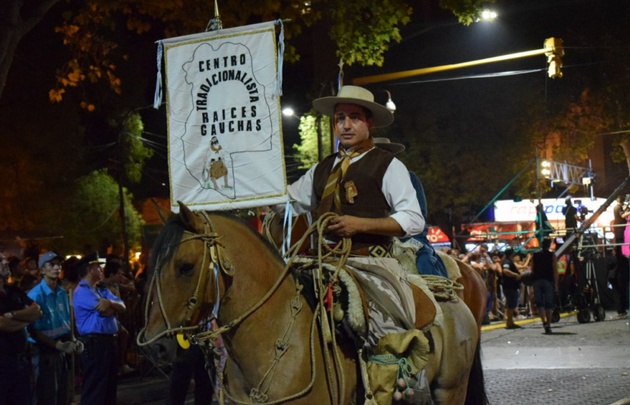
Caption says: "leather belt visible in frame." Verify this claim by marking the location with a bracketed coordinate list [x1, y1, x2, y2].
[80, 333, 117, 340]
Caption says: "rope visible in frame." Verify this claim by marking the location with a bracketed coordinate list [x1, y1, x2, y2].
[139, 210, 354, 404]
[421, 275, 462, 301]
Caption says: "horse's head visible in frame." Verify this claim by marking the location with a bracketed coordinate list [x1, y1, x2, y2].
[138, 201, 287, 364]
[138, 201, 227, 363]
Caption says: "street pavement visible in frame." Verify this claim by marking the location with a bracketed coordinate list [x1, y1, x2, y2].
[481, 310, 630, 405]
[115, 310, 630, 405]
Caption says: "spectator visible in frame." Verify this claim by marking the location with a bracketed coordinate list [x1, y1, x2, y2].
[73, 255, 126, 405]
[532, 238, 559, 334]
[60, 256, 80, 292]
[612, 195, 627, 249]
[6, 256, 26, 287]
[514, 252, 533, 317]
[501, 249, 522, 329]
[0, 252, 43, 405]
[607, 253, 629, 319]
[103, 261, 137, 375]
[18, 273, 40, 293]
[167, 345, 214, 405]
[535, 202, 554, 244]
[28, 251, 82, 405]
[562, 197, 578, 235]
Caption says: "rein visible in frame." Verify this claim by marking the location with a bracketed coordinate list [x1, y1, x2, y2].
[138, 210, 354, 405]
[136, 212, 223, 346]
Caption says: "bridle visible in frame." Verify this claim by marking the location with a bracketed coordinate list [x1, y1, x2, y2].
[136, 210, 229, 347]
[136, 209, 349, 405]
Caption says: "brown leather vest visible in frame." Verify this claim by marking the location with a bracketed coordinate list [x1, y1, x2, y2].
[313, 147, 394, 247]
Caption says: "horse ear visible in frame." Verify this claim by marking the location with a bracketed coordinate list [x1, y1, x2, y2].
[151, 198, 173, 224]
[177, 201, 199, 231]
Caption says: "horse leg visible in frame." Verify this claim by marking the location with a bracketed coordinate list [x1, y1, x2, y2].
[456, 262, 488, 332]
[425, 299, 478, 405]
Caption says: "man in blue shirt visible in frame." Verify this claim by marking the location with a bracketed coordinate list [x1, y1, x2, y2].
[73, 255, 125, 405]
[28, 251, 81, 405]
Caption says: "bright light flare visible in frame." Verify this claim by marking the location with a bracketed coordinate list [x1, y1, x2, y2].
[282, 107, 295, 117]
[479, 9, 498, 22]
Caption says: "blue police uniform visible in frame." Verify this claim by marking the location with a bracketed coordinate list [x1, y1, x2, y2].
[73, 279, 124, 405]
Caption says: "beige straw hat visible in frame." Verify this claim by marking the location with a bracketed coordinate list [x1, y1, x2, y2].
[313, 85, 394, 128]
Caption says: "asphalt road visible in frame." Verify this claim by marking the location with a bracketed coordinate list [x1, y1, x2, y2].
[481, 310, 630, 405]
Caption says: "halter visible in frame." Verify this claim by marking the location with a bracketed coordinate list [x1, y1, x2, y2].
[136, 210, 230, 347]
[137, 210, 350, 405]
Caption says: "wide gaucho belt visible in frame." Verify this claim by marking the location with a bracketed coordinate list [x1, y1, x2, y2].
[349, 243, 392, 258]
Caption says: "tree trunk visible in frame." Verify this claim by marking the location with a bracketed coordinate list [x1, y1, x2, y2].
[0, 0, 61, 101]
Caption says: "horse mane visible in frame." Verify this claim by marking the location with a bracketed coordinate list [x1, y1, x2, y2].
[149, 213, 186, 277]
[149, 210, 285, 278]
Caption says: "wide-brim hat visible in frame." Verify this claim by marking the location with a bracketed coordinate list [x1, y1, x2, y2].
[373, 137, 405, 154]
[313, 85, 394, 128]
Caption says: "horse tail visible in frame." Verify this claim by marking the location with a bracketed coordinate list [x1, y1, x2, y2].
[465, 340, 490, 405]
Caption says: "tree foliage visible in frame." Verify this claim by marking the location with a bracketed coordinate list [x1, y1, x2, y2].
[438, 0, 497, 25]
[0, 0, 495, 107]
[57, 169, 144, 254]
[293, 111, 332, 168]
[326, 0, 412, 66]
[116, 112, 154, 184]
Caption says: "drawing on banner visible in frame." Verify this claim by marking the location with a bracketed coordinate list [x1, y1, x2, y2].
[202, 136, 231, 190]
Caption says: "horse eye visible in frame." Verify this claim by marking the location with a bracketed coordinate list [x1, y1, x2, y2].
[178, 263, 195, 277]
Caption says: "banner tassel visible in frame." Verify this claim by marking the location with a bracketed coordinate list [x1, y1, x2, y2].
[282, 201, 293, 260]
[275, 19, 285, 97]
[153, 40, 164, 109]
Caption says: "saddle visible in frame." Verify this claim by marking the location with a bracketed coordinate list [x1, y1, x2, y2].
[342, 267, 436, 331]
[291, 257, 437, 336]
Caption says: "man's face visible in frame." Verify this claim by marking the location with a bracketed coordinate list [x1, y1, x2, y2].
[89, 263, 104, 282]
[333, 103, 373, 150]
[41, 259, 62, 281]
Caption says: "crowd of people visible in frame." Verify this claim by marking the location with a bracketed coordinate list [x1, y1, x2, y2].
[0, 251, 143, 405]
[446, 221, 629, 332]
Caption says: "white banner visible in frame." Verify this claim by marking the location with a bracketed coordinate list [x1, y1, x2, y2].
[159, 21, 288, 211]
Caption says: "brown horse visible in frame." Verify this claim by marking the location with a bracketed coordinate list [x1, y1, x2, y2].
[138, 203, 487, 404]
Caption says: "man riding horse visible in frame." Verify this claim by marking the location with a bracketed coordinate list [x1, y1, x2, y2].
[276, 85, 433, 402]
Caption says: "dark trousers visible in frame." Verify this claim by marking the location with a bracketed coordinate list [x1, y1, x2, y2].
[79, 335, 118, 405]
[167, 345, 214, 405]
[0, 353, 32, 405]
[35, 350, 70, 405]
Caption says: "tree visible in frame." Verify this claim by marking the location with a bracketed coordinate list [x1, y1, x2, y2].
[293, 111, 332, 169]
[0, 0, 62, 100]
[0, 0, 496, 103]
[56, 169, 144, 255]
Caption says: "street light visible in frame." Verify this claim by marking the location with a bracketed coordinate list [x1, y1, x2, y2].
[478, 9, 498, 22]
[384, 90, 396, 113]
[282, 107, 295, 118]
[540, 160, 552, 178]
